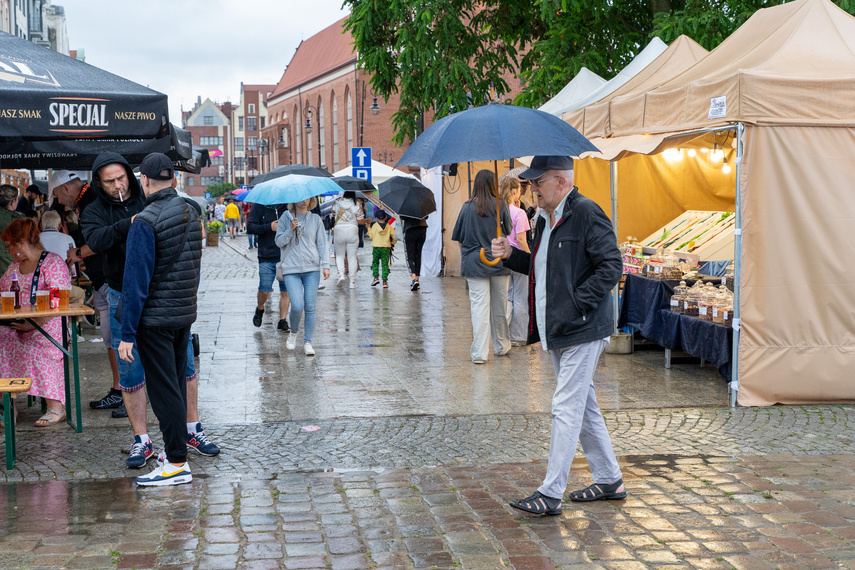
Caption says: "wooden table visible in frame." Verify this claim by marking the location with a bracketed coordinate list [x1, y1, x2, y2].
[1, 303, 95, 433]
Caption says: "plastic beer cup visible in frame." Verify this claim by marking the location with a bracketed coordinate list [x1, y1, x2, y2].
[1, 292, 13, 314]
[58, 287, 71, 309]
[36, 291, 50, 312]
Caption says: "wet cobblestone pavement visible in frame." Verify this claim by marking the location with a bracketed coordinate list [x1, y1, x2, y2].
[3, 239, 855, 569]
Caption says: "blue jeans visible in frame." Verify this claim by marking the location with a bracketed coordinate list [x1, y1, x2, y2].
[248, 233, 257, 248]
[282, 271, 320, 343]
[108, 287, 197, 392]
[258, 261, 287, 293]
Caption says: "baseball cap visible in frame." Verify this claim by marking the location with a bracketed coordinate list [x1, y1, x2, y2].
[48, 170, 80, 192]
[139, 153, 175, 180]
[518, 156, 574, 180]
[26, 183, 46, 196]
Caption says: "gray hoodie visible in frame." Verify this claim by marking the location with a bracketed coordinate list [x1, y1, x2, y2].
[274, 210, 329, 275]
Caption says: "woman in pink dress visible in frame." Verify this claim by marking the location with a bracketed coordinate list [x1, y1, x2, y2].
[0, 218, 70, 426]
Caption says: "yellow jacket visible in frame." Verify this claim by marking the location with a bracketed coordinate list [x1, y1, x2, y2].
[225, 203, 240, 219]
[368, 221, 396, 248]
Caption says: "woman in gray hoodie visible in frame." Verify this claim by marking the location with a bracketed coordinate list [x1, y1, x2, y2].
[274, 197, 330, 356]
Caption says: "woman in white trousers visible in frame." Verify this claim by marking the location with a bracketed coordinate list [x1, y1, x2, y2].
[332, 192, 360, 289]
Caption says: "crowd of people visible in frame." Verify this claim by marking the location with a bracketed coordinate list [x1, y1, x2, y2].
[1, 154, 627, 506]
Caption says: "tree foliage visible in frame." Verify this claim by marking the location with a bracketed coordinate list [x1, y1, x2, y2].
[344, 0, 855, 144]
[206, 182, 237, 198]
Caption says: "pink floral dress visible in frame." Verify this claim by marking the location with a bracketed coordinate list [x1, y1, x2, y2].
[0, 252, 70, 403]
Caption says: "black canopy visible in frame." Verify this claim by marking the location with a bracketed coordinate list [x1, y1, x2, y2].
[0, 31, 169, 142]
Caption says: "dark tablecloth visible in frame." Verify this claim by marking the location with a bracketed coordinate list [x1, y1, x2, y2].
[619, 274, 731, 380]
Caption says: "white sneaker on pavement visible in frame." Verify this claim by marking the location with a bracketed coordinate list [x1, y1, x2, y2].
[304, 343, 315, 356]
[336, 276, 345, 287]
[136, 461, 192, 487]
[286, 332, 296, 350]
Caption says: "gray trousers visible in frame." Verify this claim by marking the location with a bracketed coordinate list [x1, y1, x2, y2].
[539, 338, 622, 499]
[466, 276, 510, 361]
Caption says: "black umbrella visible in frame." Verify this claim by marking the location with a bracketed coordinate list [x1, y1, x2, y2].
[378, 176, 437, 220]
[395, 104, 598, 265]
[333, 175, 376, 192]
[0, 30, 168, 142]
[248, 164, 332, 187]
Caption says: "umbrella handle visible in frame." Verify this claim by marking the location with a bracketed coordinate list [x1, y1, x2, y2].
[480, 247, 501, 266]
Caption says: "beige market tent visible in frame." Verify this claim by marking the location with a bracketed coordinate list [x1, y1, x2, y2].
[568, 0, 855, 406]
[538, 68, 606, 117]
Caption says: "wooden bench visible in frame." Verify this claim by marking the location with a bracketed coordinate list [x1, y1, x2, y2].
[1, 378, 33, 469]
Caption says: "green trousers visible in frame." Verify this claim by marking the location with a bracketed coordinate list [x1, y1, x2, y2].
[372, 247, 391, 280]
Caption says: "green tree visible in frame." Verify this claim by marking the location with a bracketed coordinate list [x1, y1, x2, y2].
[345, 0, 855, 143]
[206, 182, 237, 198]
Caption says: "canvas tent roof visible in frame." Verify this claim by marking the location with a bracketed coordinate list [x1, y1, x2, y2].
[538, 68, 606, 117]
[564, 35, 709, 140]
[553, 37, 667, 117]
[601, 0, 855, 138]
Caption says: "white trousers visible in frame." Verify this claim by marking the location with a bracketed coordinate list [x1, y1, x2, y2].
[539, 338, 622, 499]
[466, 276, 510, 361]
[507, 271, 529, 343]
[334, 224, 359, 284]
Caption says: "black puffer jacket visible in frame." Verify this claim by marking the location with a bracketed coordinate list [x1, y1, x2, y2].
[504, 187, 622, 349]
[247, 203, 288, 263]
[135, 188, 203, 329]
[80, 152, 145, 292]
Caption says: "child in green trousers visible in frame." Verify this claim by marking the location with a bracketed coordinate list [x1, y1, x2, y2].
[368, 210, 396, 287]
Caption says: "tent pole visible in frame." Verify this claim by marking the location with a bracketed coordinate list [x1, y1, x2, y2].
[610, 160, 619, 335]
[730, 122, 744, 408]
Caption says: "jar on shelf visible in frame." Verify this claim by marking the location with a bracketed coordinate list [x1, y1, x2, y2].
[698, 283, 716, 321]
[683, 279, 704, 316]
[712, 286, 728, 324]
[670, 281, 688, 313]
[721, 289, 734, 327]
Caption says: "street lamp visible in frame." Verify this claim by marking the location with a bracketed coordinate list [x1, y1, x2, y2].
[303, 104, 322, 168]
[369, 96, 380, 116]
[257, 138, 269, 174]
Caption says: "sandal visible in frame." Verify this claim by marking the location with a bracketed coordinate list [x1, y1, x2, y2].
[34, 408, 65, 427]
[569, 479, 627, 502]
[509, 491, 562, 516]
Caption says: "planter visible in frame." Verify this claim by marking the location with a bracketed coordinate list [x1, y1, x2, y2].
[206, 233, 219, 247]
[605, 332, 633, 354]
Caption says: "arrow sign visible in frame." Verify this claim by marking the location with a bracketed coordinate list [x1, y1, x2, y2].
[352, 147, 371, 167]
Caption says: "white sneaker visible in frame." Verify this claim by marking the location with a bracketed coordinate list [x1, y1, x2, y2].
[286, 332, 296, 350]
[304, 343, 315, 356]
[336, 276, 345, 287]
[349, 282, 356, 289]
[136, 461, 192, 486]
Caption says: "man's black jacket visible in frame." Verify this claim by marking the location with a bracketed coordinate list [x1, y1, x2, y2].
[504, 187, 622, 350]
[247, 203, 288, 263]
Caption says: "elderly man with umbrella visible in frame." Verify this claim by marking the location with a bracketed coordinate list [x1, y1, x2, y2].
[398, 104, 625, 513]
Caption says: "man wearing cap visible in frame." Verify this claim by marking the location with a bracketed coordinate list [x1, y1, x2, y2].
[491, 155, 625, 515]
[51, 170, 125, 414]
[80, 152, 219, 470]
[15, 184, 45, 216]
[116, 152, 202, 486]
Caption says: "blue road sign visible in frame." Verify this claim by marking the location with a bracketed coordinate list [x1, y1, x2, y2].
[204, 192, 212, 199]
[240, 184, 249, 190]
[353, 168, 371, 182]
[352, 147, 371, 167]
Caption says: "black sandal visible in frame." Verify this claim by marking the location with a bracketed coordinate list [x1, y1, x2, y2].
[509, 491, 562, 515]
[569, 479, 626, 502]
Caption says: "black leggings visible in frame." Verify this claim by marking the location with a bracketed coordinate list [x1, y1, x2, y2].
[404, 226, 427, 277]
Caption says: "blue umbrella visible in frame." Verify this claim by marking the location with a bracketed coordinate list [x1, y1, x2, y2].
[244, 174, 342, 205]
[234, 190, 250, 201]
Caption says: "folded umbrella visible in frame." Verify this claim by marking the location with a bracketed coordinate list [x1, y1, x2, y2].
[244, 174, 342, 206]
[248, 164, 332, 188]
[377, 176, 436, 220]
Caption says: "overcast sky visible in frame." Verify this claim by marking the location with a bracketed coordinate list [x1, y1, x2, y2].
[64, 0, 350, 122]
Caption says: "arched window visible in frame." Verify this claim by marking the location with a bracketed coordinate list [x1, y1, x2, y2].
[332, 94, 339, 172]
[346, 89, 353, 166]
[294, 105, 301, 164]
[306, 100, 313, 166]
[318, 97, 326, 169]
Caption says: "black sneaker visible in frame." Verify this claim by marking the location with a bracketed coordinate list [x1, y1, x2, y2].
[111, 405, 128, 418]
[411, 279, 420, 291]
[372, 278, 380, 286]
[277, 318, 290, 332]
[252, 307, 264, 327]
[89, 388, 123, 410]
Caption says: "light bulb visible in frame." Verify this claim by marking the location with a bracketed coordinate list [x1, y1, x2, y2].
[700, 147, 708, 153]
[687, 149, 697, 157]
[711, 143, 723, 161]
[664, 148, 682, 162]
[721, 157, 731, 174]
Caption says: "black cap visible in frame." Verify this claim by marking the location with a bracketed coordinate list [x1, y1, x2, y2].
[26, 183, 46, 195]
[139, 153, 175, 180]
[518, 156, 574, 180]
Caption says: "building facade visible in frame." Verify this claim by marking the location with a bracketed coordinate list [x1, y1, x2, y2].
[181, 97, 233, 197]
[265, 18, 416, 177]
[230, 83, 275, 186]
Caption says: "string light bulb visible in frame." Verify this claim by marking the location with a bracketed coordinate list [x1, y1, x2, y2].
[711, 143, 723, 161]
[663, 148, 682, 161]
[721, 157, 731, 174]
[688, 148, 697, 157]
